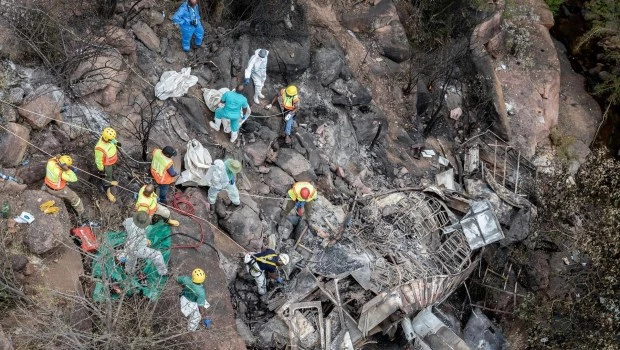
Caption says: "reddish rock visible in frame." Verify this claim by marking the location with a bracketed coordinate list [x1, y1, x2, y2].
[18, 84, 65, 129]
[0, 122, 30, 167]
[132, 21, 160, 52]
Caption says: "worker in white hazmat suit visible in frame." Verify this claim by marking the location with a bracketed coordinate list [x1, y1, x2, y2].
[243, 49, 269, 105]
[204, 159, 242, 208]
[123, 211, 168, 276]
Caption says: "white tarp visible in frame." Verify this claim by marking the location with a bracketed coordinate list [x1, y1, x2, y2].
[154, 67, 198, 100]
[202, 87, 251, 134]
[175, 139, 213, 187]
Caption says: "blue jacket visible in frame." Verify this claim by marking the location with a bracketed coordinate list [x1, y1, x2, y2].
[172, 2, 202, 28]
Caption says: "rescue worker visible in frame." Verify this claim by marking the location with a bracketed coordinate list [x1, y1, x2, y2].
[265, 85, 300, 144]
[123, 211, 168, 276]
[244, 48, 269, 105]
[135, 184, 180, 226]
[43, 155, 85, 218]
[94, 127, 120, 203]
[209, 84, 250, 143]
[172, 0, 205, 53]
[244, 249, 290, 295]
[281, 181, 317, 219]
[150, 146, 179, 204]
[177, 268, 210, 331]
[204, 159, 242, 209]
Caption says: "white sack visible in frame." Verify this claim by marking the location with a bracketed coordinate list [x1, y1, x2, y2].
[155, 67, 198, 100]
[175, 139, 213, 187]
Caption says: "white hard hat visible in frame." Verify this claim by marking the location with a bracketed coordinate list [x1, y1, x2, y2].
[279, 253, 290, 266]
[243, 254, 253, 264]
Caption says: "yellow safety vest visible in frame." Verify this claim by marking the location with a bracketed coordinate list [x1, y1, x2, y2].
[135, 185, 158, 215]
[94, 138, 118, 169]
[288, 182, 317, 202]
[280, 89, 300, 111]
[45, 159, 70, 190]
[150, 149, 174, 184]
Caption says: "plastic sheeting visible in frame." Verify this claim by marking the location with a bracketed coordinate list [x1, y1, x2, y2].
[175, 139, 213, 187]
[154, 67, 198, 100]
[91, 221, 171, 302]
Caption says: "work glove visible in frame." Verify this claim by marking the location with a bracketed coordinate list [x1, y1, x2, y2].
[229, 178, 235, 185]
[116, 142, 122, 148]
[284, 113, 292, 121]
[265, 104, 272, 110]
[277, 277, 283, 284]
[70, 166, 78, 172]
[243, 78, 250, 85]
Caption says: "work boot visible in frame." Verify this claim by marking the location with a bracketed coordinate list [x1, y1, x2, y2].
[253, 95, 260, 104]
[230, 131, 239, 143]
[258, 93, 265, 99]
[285, 135, 292, 144]
[106, 188, 116, 203]
[209, 119, 221, 131]
[167, 219, 180, 227]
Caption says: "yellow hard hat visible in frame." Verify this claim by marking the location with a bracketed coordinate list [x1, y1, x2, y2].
[192, 268, 206, 284]
[102, 127, 116, 142]
[285, 85, 298, 96]
[58, 155, 73, 167]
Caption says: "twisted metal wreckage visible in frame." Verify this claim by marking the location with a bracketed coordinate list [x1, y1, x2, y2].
[260, 132, 537, 349]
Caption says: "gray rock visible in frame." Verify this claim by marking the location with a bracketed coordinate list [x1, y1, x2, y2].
[147, 10, 165, 26]
[176, 97, 210, 134]
[264, 166, 294, 196]
[350, 105, 388, 146]
[0, 324, 13, 350]
[274, 148, 316, 181]
[244, 140, 268, 167]
[330, 79, 372, 106]
[8, 87, 24, 105]
[15, 161, 46, 184]
[295, 131, 321, 171]
[464, 308, 507, 350]
[103, 26, 137, 63]
[235, 319, 256, 347]
[219, 205, 262, 251]
[266, 36, 311, 78]
[132, 21, 160, 52]
[376, 20, 412, 63]
[11, 254, 28, 272]
[0, 122, 29, 167]
[257, 126, 278, 142]
[256, 317, 289, 349]
[70, 48, 126, 98]
[312, 47, 344, 86]
[21, 190, 73, 255]
[501, 207, 532, 246]
[212, 47, 232, 88]
[193, 65, 213, 87]
[18, 84, 64, 129]
[0, 103, 18, 122]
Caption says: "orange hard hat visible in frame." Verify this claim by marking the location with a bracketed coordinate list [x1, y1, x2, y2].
[300, 187, 310, 200]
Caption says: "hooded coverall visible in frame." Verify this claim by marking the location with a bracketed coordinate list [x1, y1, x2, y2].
[245, 249, 281, 295]
[244, 49, 269, 102]
[204, 159, 240, 205]
[123, 217, 168, 276]
[172, 1, 205, 52]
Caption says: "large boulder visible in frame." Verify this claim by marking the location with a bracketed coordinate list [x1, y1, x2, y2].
[20, 190, 73, 255]
[312, 47, 344, 86]
[266, 36, 311, 77]
[470, 0, 560, 156]
[0, 103, 18, 122]
[18, 84, 64, 129]
[330, 78, 372, 106]
[102, 26, 137, 63]
[350, 105, 388, 146]
[132, 21, 160, 52]
[274, 148, 316, 181]
[244, 140, 268, 167]
[15, 161, 46, 184]
[70, 49, 126, 100]
[264, 166, 294, 196]
[219, 205, 262, 251]
[341, 0, 411, 62]
[60, 104, 110, 140]
[176, 97, 210, 134]
[0, 122, 30, 167]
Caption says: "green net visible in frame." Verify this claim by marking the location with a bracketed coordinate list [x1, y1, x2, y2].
[92, 221, 171, 302]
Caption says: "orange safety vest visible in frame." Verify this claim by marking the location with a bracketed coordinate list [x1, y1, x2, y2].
[150, 149, 175, 184]
[45, 159, 66, 190]
[288, 182, 317, 202]
[135, 185, 158, 215]
[95, 138, 118, 166]
[280, 89, 300, 111]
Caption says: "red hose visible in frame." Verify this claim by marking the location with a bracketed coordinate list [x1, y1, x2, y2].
[169, 191, 205, 250]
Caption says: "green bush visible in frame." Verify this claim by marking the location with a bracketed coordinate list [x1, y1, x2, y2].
[545, 0, 565, 15]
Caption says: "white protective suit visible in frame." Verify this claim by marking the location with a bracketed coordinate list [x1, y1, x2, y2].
[123, 218, 168, 276]
[244, 49, 269, 103]
[203, 159, 240, 205]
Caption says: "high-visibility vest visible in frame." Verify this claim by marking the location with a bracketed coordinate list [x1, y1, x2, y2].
[150, 149, 175, 184]
[45, 159, 66, 190]
[135, 185, 157, 215]
[288, 182, 317, 202]
[280, 89, 300, 111]
[94, 138, 118, 166]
